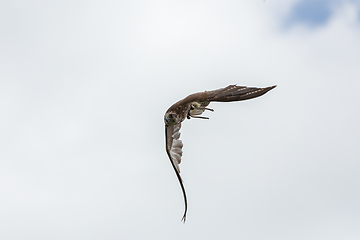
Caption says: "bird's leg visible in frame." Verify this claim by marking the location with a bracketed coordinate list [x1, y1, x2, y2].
[197, 107, 214, 112]
[190, 105, 214, 112]
[189, 115, 209, 120]
[187, 103, 213, 120]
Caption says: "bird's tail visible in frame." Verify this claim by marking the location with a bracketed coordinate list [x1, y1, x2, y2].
[207, 85, 276, 102]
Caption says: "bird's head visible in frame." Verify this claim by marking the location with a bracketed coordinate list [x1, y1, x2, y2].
[164, 112, 179, 126]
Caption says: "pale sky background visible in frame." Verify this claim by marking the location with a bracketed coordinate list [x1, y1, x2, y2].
[1, 0, 360, 239]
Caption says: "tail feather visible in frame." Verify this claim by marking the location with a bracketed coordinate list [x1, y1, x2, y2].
[207, 85, 276, 102]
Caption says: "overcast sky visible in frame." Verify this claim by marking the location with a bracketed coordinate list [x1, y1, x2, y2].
[1, 0, 360, 239]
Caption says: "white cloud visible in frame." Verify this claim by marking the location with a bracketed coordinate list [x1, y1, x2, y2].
[0, 1, 360, 239]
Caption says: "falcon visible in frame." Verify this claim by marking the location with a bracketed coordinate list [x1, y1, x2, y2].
[164, 84, 276, 222]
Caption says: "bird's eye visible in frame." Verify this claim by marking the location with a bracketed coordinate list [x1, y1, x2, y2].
[165, 113, 174, 124]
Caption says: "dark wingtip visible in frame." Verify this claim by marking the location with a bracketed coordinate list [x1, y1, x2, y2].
[181, 214, 186, 223]
[268, 85, 277, 90]
[181, 204, 187, 223]
[264, 85, 277, 92]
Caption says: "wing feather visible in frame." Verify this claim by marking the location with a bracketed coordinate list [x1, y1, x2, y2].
[207, 85, 276, 102]
[165, 123, 188, 222]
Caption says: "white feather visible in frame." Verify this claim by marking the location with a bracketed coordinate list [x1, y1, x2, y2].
[170, 123, 184, 173]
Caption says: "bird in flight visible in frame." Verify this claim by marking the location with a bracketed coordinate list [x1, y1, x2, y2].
[164, 84, 276, 222]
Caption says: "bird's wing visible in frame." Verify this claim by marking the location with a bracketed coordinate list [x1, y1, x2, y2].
[207, 85, 276, 102]
[165, 123, 188, 222]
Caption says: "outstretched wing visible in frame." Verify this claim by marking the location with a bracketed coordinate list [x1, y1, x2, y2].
[207, 85, 276, 102]
[165, 123, 188, 222]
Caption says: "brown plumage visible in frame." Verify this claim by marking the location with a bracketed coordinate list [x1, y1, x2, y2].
[164, 85, 276, 222]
